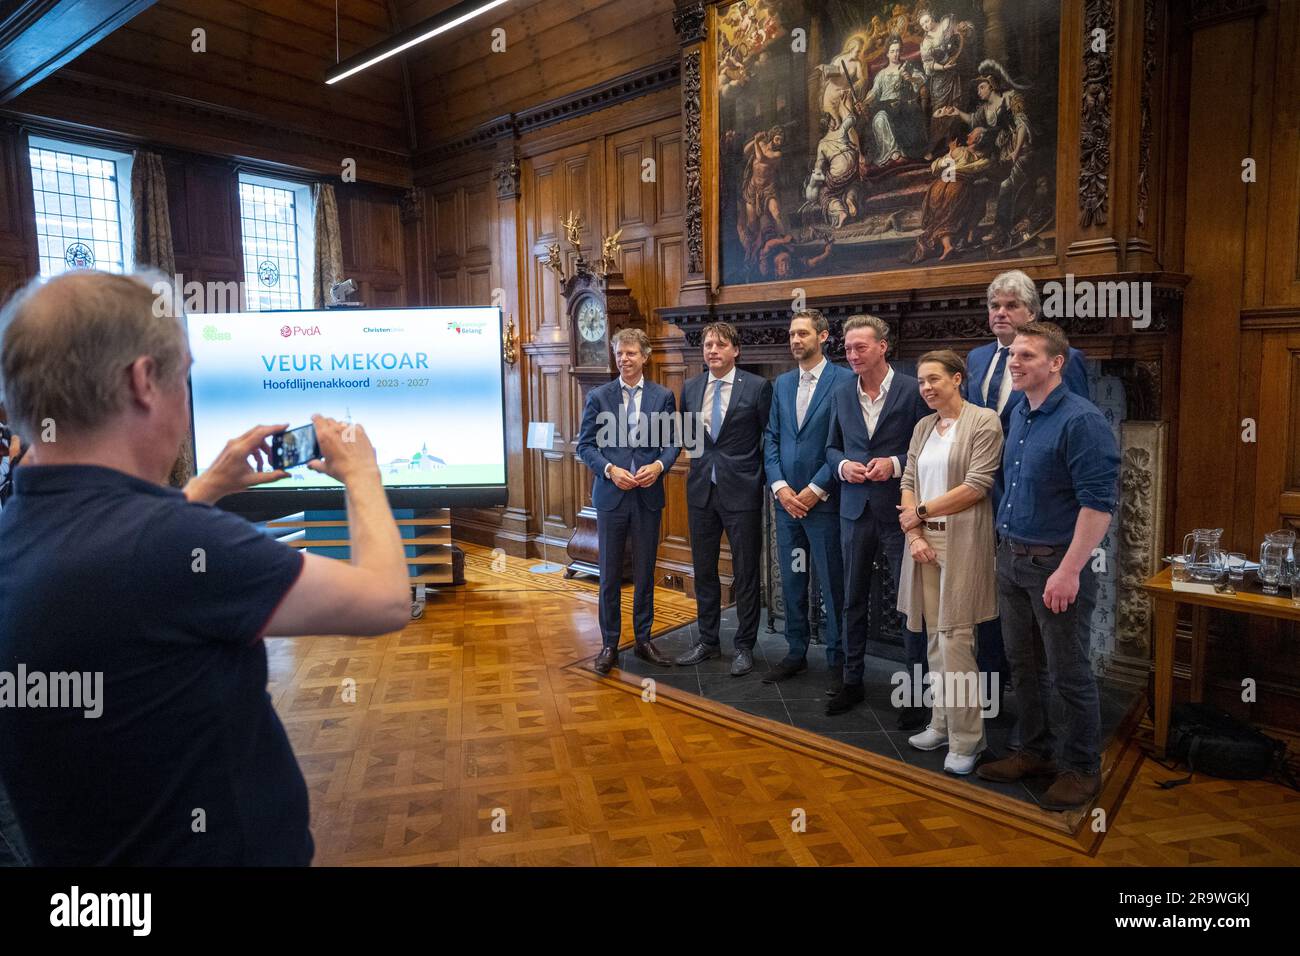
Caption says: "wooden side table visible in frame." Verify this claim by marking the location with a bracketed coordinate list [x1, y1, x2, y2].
[1141, 566, 1299, 756]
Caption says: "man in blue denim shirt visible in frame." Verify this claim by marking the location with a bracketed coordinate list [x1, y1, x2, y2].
[975, 321, 1119, 809]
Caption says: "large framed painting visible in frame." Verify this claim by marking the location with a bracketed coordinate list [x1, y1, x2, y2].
[715, 0, 1062, 286]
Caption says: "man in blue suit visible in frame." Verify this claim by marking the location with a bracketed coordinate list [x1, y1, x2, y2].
[673, 322, 773, 676]
[963, 270, 1092, 715]
[762, 309, 854, 690]
[576, 328, 681, 675]
[825, 315, 930, 717]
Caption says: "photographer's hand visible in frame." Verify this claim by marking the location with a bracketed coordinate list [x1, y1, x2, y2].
[307, 414, 381, 483]
[184, 423, 289, 505]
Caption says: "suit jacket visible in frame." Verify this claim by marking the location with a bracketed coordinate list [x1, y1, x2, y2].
[825, 367, 930, 523]
[963, 341, 1091, 432]
[763, 360, 854, 515]
[681, 367, 773, 512]
[576, 377, 681, 512]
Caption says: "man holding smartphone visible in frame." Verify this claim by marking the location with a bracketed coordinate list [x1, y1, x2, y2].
[0, 270, 410, 866]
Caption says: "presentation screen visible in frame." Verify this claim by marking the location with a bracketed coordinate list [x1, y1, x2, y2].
[186, 306, 508, 515]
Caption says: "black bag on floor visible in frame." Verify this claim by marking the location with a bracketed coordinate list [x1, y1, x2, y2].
[1160, 702, 1294, 788]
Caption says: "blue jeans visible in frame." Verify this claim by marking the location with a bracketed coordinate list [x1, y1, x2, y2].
[0, 777, 30, 866]
[774, 508, 843, 666]
[996, 540, 1101, 774]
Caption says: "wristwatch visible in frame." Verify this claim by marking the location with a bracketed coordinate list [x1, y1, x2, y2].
[916, 502, 929, 519]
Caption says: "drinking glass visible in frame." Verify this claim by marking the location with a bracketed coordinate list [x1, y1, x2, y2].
[1226, 552, 1247, 583]
[1260, 547, 1284, 595]
[1171, 556, 1188, 583]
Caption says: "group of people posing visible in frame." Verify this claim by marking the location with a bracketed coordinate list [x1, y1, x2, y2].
[576, 269, 1120, 811]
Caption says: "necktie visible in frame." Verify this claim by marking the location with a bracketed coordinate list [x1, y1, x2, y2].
[624, 385, 639, 444]
[709, 378, 724, 484]
[796, 370, 814, 428]
[986, 346, 1009, 411]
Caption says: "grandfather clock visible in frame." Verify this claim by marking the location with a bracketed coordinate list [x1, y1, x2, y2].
[563, 258, 640, 579]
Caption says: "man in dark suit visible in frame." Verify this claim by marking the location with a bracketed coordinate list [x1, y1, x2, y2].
[825, 314, 930, 717]
[762, 309, 854, 690]
[962, 270, 1092, 719]
[674, 321, 773, 676]
[576, 328, 681, 675]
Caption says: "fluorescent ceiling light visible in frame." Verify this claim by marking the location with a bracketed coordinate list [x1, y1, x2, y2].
[326, 0, 511, 85]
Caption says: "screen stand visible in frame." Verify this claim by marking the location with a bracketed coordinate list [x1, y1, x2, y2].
[529, 535, 563, 574]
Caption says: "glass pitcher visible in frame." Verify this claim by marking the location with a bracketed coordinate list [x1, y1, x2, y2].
[1183, 528, 1225, 582]
[1264, 529, 1297, 590]
[1260, 539, 1289, 595]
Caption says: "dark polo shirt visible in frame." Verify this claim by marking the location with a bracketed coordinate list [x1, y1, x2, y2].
[0, 465, 308, 865]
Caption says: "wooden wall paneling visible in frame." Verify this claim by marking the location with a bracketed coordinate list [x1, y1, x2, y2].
[1173, 14, 1260, 539]
[166, 156, 242, 295]
[1260, 0, 1300, 307]
[429, 163, 534, 555]
[1234, 326, 1264, 555]
[336, 185, 406, 308]
[409, 0, 678, 141]
[601, 114, 692, 586]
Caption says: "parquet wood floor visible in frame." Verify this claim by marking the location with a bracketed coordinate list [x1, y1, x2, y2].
[265, 543, 1300, 866]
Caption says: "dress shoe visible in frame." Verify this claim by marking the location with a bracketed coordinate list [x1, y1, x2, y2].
[826, 682, 865, 715]
[897, 705, 929, 731]
[1039, 769, 1101, 810]
[975, 749, 1059, 783]
[730, 647, 754, 677]
[675, 641, 720, 666]
[907, 728, 948, 751]
[593, 647, 618, 675]
[633, 640, 673, 667]
[825, 669, 844, 697]
[762, 658, 807, 683]
[944, 751, 981, 775]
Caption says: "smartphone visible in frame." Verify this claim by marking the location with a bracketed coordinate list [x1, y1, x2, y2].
[270, 423, 320, 470]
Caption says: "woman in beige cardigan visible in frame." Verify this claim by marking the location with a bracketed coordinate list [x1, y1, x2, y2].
[896, 350, 1004, 775]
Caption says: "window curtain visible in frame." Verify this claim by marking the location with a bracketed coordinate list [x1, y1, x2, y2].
[312, 183, 343, 309]
[130, 150, 189, 487]
[131, 151, 175, 275]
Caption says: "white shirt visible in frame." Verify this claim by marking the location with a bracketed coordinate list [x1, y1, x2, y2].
[703, 366, 736, 437]
[772, 357, 829, 501]
[604, 377, 645, 479]
[981, 343, 1013, 413]
[838, 365, 903, 481]
[916, 424, 955, 506]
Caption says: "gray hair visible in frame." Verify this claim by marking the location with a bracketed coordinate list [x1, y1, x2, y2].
[843, 313, 890, 346]
[986, 270, 1040, 317]
[0, 270, 188, 440]
[611, 327, 651, 357]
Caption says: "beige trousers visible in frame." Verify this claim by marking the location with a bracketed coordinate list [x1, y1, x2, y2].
[918, 528, 986, 756]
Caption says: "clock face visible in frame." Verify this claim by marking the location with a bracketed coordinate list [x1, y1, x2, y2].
[577, 298, 607, 342]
